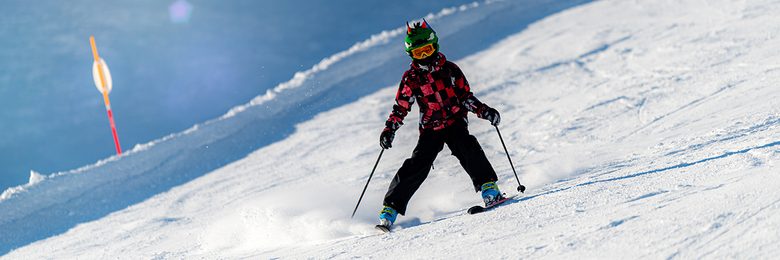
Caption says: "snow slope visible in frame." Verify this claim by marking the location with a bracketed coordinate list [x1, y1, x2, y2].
[4, 0, 780, 258]
[0, 0, 590, 256]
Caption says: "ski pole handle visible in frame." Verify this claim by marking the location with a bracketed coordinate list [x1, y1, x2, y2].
[351, 148, 385, 218]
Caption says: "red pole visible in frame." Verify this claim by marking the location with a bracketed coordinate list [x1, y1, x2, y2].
[90, 36, 122, 155]
[107, 108, 122, 155]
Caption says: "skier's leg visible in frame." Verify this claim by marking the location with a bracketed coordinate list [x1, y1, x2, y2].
[445, 122, 498, 192]
[383, 130, 444, 215]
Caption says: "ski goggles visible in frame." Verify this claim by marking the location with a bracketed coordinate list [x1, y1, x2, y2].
[410, 43, 436, 60]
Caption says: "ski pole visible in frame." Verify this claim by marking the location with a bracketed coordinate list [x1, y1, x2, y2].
[351, 148, 385, 218]
[495, 126, 526, 193]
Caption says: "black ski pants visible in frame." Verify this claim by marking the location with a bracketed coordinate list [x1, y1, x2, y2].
[383, 121, 498, 215]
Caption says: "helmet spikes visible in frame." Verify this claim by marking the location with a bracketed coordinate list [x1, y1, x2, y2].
[407, 19, 433, 34]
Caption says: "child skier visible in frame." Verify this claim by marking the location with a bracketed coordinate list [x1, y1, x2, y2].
[377, 20, 504, 228]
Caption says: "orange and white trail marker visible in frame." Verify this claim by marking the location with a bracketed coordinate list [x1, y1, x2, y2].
[89, 36, 122, 155]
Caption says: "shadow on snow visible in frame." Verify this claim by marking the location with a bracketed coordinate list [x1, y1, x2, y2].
[517, 140, 780, 203]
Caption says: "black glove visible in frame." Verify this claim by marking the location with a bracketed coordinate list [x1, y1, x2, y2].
[380, 128, 395, 149]
[482, 107, 501, 126]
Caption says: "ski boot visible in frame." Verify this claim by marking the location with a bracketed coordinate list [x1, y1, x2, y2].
[376, 206, 397, 233]
[480, 181, 505, 207]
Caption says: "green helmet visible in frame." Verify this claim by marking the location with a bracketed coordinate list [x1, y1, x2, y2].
[404, 19, 439, 59]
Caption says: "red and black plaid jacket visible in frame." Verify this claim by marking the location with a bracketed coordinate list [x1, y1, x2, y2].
[385, 52, 491, 132]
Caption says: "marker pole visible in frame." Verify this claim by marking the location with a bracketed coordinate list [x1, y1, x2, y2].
[89, 36, 122, 155]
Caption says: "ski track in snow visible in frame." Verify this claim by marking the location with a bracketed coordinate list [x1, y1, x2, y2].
[4, 0, 780, 258]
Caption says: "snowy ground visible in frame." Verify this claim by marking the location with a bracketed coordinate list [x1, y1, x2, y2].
[3, 0, 780, 258]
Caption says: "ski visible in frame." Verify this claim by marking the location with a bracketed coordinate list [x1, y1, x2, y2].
[467, 194, 517, 214]
[375, 224, 392, 233]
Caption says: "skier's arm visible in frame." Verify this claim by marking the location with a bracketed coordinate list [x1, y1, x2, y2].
[449, 62, 501, 126]
[380, 74, 415, 149]
[385, 74, 415, 131]
[449, 62, 488, 116]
